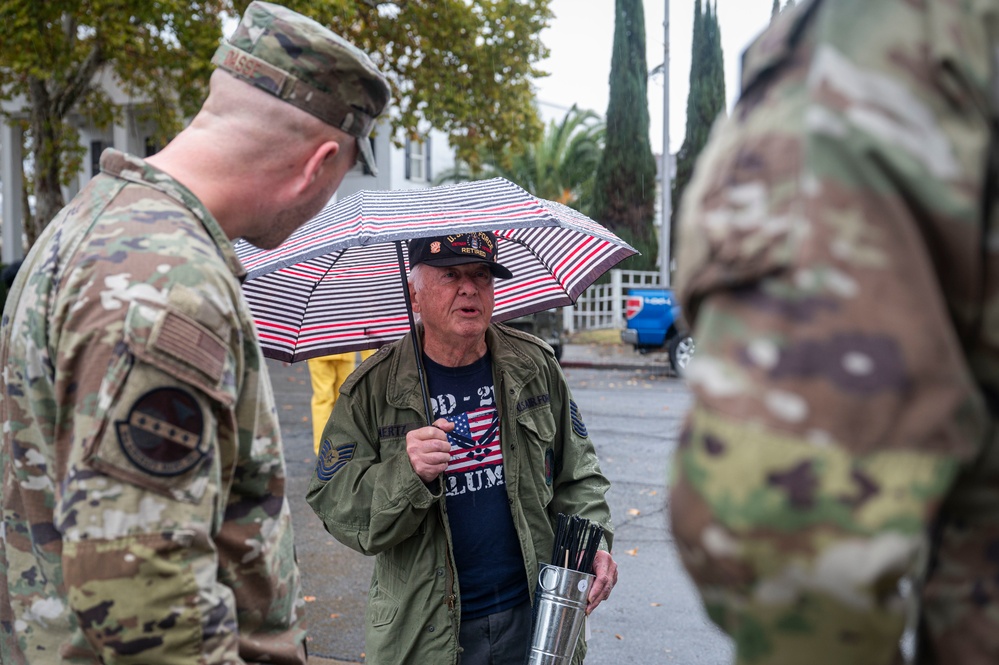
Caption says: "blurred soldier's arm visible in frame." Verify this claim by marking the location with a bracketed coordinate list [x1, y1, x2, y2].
[670, 1, 997, 662]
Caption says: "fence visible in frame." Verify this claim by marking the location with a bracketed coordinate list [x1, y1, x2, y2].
[562, 269, 663, 334]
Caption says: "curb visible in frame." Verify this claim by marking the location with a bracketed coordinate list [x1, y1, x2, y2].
[559, 359, 675, 374]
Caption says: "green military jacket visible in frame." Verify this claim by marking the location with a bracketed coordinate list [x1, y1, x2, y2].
[0, 150, 305, 663]
[307, 324, 613, 664]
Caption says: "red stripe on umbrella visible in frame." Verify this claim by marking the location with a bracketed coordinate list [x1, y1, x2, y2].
[236, 178, 637, 363]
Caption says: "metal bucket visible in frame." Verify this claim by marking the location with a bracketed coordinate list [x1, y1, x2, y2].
[527, 564, 594, 664]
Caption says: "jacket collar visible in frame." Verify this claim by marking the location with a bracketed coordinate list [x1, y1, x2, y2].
[386, 324, 539, 417]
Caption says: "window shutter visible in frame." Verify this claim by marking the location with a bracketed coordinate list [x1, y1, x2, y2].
[425, 135, 432, 182]
[404, 137, 412, 180]
[363, 136, 375, 176]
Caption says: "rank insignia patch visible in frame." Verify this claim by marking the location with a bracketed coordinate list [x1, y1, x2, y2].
[316, 438, 356, 482]
[570, 400, 588, 438]
[116, 388, 207, 476]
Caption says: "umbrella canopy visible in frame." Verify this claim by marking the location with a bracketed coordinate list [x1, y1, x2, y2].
[235, 177, 637, 363]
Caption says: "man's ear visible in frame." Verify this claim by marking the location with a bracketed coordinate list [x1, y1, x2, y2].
[409, 281, 420, 313]
[298, 140, 341, 193]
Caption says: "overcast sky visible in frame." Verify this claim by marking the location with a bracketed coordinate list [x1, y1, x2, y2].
[533, 0, 774, 155]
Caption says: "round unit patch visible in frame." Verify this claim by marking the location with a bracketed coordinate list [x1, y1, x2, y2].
[116, 388, 207, 476]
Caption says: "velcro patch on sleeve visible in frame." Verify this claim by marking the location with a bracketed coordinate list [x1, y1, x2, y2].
[115, 387, 208, 476]
[155, 310, 226, 385]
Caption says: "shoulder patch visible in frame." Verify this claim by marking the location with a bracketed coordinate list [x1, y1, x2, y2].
[316, 438, 356, 482]
[116, 387, 208, 476]
[154, 309, 226, 384]
[569, 400, 588, 438]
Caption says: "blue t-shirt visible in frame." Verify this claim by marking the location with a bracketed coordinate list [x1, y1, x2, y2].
[424, 352, 529, 620]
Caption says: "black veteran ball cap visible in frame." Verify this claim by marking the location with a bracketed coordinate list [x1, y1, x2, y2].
[408, 232, 514, 280]
[213, 0, 391, 174]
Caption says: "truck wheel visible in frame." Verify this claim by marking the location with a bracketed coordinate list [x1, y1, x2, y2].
[668, 334, 695, 376]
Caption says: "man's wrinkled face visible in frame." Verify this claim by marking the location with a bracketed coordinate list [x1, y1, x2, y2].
[411, 263, 495, 344]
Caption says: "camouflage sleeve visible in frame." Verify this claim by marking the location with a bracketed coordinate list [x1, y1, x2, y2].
[671, 0, 996, 659]
[57, 272, 303, 663]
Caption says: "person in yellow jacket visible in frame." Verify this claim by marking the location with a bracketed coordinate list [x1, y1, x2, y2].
[308, 350, 375, 454]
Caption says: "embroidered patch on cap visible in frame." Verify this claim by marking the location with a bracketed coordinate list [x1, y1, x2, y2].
[316, 438, 356, 482]
[569, 400, 588, 438]
[116, 388, 207, 476]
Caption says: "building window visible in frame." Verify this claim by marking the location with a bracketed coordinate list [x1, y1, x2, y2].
[405, 135, 431, 182]
[90, 140, 106, 179]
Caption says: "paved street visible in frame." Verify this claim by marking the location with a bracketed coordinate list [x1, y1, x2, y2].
[273, 343, 733, 664]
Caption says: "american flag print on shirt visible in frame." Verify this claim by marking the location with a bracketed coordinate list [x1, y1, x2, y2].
[444, 406, 503, 496]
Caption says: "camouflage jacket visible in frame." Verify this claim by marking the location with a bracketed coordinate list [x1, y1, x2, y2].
[307, 324, 613, 665]
[677, 0, 999, 465]
[0, 150, 306, 664]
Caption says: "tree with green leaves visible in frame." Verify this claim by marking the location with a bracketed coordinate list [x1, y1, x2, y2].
[671, 0, 726, 264]
[436, 105, 604, 215]
[0, 0, 226, 244]
[291, 0, 551, 171]
[0, 0, 552, 246]
[592, 0, 658, 272]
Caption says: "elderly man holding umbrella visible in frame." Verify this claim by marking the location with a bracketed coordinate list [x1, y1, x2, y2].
[307, 231, 618, 664]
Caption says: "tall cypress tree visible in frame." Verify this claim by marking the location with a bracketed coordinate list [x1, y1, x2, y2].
[670, 0, 726, 262]
[593, 0, 658, 271]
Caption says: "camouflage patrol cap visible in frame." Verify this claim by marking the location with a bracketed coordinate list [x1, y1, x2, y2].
[212, 1, 391, 174]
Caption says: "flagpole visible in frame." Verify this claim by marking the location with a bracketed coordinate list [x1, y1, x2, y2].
[660, 0, 671, 288]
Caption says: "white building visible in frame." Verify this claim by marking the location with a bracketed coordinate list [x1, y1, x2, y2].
[335, 122, 455, 199]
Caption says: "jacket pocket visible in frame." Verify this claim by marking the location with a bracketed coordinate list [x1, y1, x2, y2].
[517, 407, 557, 506]
[368, 589, 399, 628]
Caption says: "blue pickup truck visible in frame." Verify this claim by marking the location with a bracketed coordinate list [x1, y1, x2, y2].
[620, 288, 695, 375]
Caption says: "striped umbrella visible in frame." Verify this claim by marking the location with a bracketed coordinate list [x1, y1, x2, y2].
[235, 177, 637, 363]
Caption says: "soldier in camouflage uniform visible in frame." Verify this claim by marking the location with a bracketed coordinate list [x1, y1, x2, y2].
[672, 0, 999, 663]
[0, 2, 389, 662]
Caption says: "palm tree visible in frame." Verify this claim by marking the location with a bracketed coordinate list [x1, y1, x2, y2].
[436, 105, 605, 216]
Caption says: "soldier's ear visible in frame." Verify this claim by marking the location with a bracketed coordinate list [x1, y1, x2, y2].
[300, 140, 340, 190]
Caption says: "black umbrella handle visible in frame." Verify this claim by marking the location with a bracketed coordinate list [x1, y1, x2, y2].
[396, 241, 434, 426]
